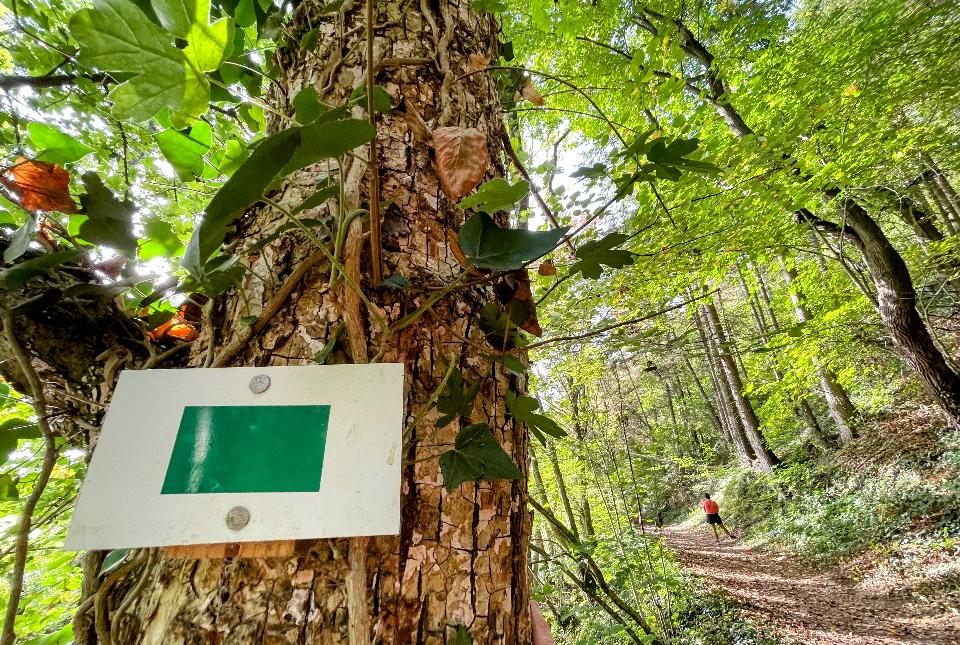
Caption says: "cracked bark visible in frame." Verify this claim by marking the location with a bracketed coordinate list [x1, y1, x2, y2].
[53, 1, 534, 643]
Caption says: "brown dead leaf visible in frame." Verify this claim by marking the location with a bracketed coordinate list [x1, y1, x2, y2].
[432, 127, 489, 201]
[537, 260, 557, 276]
[1, 157, 78, 213]
[467, 53, 490, 74]
[520, 78, 545, 106]
[495, 269, 542, 337]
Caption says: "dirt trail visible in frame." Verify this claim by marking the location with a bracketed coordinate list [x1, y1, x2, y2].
[663, 525, 960, 644]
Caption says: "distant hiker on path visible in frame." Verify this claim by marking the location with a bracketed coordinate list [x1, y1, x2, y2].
[703, 493, 736, 545]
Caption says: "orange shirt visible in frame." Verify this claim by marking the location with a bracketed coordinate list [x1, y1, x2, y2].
[703, 499, 719, 514]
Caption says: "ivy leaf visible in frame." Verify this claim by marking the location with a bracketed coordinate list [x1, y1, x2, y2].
[380, 274, 411, 290]
[350, 85, 393, 113]
[433, 127, 489, 200]
[458, 178, 529, 213]
[293, 87, 325, 124]
[140, 219, 185, 259]
[435, 368, 481, 428]
[98, 548, 130, 576]
[278, 118, 375, 176]
[485, 353, 526, 376]
[154, 122, 212, 180]
[188, 127, 301, 270]
[313, 322, 344, 364]
[478, 302, 523, 350]
[451, 625, 473, 645]
[505, 391, 566, 442]
[438, 423, 522, 492]
[28, 123, 95, 164]
[569, 232, 636, 279]
[0, 474, 18, 501]
[77, 173, 137, 257]
[0, 432, 17, 466]
[457, 212, 568, 271]
[2, 251, 82, 289]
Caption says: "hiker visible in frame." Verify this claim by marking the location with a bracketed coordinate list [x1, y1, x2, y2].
[703, 493, 736, 544]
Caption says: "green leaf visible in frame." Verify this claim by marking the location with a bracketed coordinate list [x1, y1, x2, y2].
[457, 212, 568, 271]
[380, 274, 411, 290]
[646, 137, 721, 176]
[293, 87, 326, 124]
[98, 548, 130, 576]
[28, 123, 95, 164]
[485, 354, 526, 376]
[313, 322, 344, 364]
[233, 0, 255, 26]
[569, 232, 635, 279]
[152, 0, 196, 36]
[4, 218, 37, 264]
[154, 122, 212, 180]
[278, 119, 375, 176]
[350, 85, 393, 113]
[295, 184, 339, 213]
[2, 251, 82, 288]
[459, 178, 529, 213]
[188, 127, 302, 270]
[140, 219, 185, 259]
[451, 625, 473, 645]
[185, 18, 235, 72]
[570, 163, 607, 180]
[0, 418, 41, 440]
[0, 432, 17, 465]
[218, 139, 249, 176]
[435, 368, 481, 428]
[23, 624, 73, 645]
[77, 173, 137, 256]
[0, 474, 18, 501]
[505, 391, 566, 441]
[70, 0, 209, 123]
[439, 423, 522, 492]
[478, 302, 523, 350]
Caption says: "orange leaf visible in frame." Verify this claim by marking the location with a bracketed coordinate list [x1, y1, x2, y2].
[537, 260, 557, 276]
[520, 78, 545, 106]
[1, 157, 78, 214]
[432, 127, 489, 201]
[467, 53, 490, 74]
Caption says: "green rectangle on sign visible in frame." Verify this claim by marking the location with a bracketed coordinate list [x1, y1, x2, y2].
[161, 405, 330, 494]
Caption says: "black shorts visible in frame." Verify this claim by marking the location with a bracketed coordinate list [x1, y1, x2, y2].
[706, 513, 723, 525]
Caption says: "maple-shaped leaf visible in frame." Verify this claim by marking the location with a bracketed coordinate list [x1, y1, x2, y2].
[438, 423, 521, 492]
[504, 391, 566, 444]
[1, 158, 78, 214]
[435, 367, 482, 427]
[570, 232, 636, 279]
[433, 127, 489, 200]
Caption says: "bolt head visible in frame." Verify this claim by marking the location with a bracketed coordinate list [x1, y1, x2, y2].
[225, 506, 250, 530]
[248, 374, 270, 394]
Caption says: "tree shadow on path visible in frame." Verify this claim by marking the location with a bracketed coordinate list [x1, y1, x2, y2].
[663, 525, 960, 644]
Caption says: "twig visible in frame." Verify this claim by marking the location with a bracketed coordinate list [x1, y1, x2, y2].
[0, 315, 59, 645]
[365, 0, 383, 285]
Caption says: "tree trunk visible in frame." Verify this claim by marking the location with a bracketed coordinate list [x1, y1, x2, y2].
[701, 301, 780, 472]
[814, 198, 960, 429]
[737, 264, 830, 448]
[691, 304, 755, 466]
[779, 259, 858, 441]
[107, 2, 532, 643]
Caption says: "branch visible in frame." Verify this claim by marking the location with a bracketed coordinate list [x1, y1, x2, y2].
[521, 290, 716, 351]
[0, 73, 108, 90]
[0, 315, 59, 645]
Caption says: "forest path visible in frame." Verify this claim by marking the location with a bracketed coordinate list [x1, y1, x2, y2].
[662, 525, 960, 644]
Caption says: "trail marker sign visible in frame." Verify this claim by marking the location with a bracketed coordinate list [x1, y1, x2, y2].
[65, 364, 403, 551]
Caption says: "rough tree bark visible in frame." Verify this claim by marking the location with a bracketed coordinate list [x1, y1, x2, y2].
[701, 301, 780, 472]
[64, 1, 532, 643]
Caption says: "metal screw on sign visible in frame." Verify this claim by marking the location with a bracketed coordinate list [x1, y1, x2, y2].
[225, 506, 250, 530]
[248, 374, 270, 394]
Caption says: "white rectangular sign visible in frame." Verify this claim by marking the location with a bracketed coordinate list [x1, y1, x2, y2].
[65, 364, 403, 550]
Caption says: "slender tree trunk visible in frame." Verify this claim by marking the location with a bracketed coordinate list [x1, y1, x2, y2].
[103, 3, 532, 643]
[681, 353, 723, 436]
[779, 259, 858, 441]
[691, 305, 754, 465]
[737, 264, 830, 448]
[701, 301, 780, 472]
[636, 10, 960, 430]
[546, 443, 580, 542]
